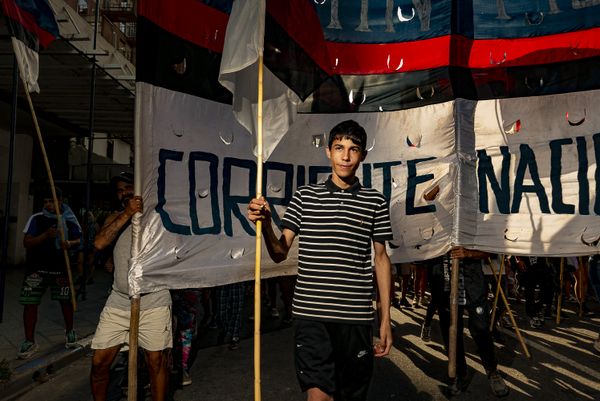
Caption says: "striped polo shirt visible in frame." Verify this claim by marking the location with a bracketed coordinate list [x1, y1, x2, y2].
[281, 176, 393, 324]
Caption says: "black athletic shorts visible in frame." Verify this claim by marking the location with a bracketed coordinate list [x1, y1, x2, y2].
[294, 319, 373, 401]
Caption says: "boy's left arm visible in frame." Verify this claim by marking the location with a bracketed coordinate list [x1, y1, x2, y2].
[373, 240, 393, 356]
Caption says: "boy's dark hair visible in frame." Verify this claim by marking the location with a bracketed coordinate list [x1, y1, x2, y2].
[328, 120, 368, 153]
[42, 186, 62, 200]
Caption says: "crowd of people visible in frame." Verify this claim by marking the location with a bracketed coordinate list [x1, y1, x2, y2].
[13, 120, 600, 401]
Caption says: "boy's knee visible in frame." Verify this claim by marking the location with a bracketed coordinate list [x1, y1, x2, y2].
[146, 349, 168, 370]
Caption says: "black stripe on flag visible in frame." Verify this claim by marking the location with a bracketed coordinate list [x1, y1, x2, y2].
[299, 56, 600, 113]
[4, 15, 39, 51]
[264, 13, 330, 102]
[136, 16, 232, 104]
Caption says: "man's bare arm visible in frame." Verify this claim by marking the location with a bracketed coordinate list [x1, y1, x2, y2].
[95, 196, 143, 250]
[450, 246, 490, 260]
[94, 212, 125, 251]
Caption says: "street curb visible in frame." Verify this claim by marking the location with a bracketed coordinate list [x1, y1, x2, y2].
[0, 335, 94, 401]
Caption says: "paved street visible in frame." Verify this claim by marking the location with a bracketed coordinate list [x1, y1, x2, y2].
[0, 265, 112, 367]
[11, 294, 600, 401]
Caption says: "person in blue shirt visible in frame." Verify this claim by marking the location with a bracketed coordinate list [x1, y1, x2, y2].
[17, 187, 81, 359]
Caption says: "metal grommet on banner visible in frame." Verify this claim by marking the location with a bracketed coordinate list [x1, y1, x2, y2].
[386, 54, 404, 71]
[525, 11, 544, 25]
[229, 248, 245, 259]
[581, 227, 600, 247]
[170, 124, 183, 137]
[406, 132, 422, 148]
[504, 120, 521, 135]
[419, 227, 434, 241]
[397, 7, 415, 22]
[489, 51, 507, 65]
[268, 183, 282, 193]
[312, 133, 326, 148]
[172, 58, 186, 75]
[566, 109, 586, 127]
[219, 131, 234, 145]
[348, 90, 366, 105]
[416, 86, 435, 100]
[524, 76, 544, 91]
[504, 229, 518, 242]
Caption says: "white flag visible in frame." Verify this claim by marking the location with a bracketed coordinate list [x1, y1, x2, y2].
[218, 0, 299, 160]
[11, 37, 41, 93]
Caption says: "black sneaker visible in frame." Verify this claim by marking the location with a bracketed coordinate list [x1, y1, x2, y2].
[229, 337, 240, 350]
[529, 317, 543, 328]
[488, 370, 509, 397]
[181, 369, 192, 386]
[399, 297, 412, 308]
[447, 371, 469, 396]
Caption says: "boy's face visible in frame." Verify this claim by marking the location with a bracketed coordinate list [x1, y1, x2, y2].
[326, 136, 366, 182]
[43, 198, 61, 213]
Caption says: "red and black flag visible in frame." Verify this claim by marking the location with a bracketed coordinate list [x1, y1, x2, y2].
[1, 0, 59, 92]
[137, 0, 600, 113]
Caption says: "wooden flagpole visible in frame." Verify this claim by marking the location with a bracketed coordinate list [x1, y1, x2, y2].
[254, 54, 264, 401]
[488, 258, 531, 358]
[448, 258, 460, 381]
[22, 82, 77, 311]
[128, 83, 144, 401]
[576, 256, 587, 317]
[489, 255, 505, 332]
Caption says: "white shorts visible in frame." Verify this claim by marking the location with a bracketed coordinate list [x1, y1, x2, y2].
[91, 305, 172, 351]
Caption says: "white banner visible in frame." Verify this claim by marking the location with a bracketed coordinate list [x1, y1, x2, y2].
[132, 82, 600, 293]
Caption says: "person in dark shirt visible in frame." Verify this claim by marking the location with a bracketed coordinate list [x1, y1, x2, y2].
[433, 248, 510, 397]
[17, 187, 81, 359]
[516, 256, 554, 328]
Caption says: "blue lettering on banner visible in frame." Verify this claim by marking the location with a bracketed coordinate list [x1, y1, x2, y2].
[478, 134, 600, 215]
[477, 146, 511, 214]
[373, 161, 403, 200]
[156, 149, 190, 235]
[512, 144, 550, 213]
[156, 148, 424, 236]
[577, 136, 590, 215]
[406, 158, 436, 215]
[549, 138, 574, 214]
[157, 134, 600, 236]
[189, 151, 221, 234]
[223, 157, 256, 236]
[264, 161, 294, 230]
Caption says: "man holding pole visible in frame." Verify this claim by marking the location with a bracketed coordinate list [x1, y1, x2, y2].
[436, 247, 510, 397]
[248, 120, 393, 401]
[17, 187, 81, 359]
[90, 173, 172, 401]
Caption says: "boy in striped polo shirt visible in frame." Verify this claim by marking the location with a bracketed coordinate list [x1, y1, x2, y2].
[248, 120, 394, 401]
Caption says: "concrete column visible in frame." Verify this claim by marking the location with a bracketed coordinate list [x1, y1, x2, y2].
[0, 129, 33, 264]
